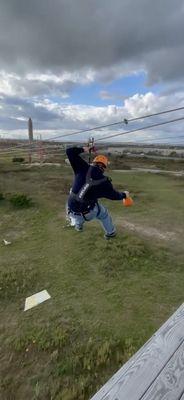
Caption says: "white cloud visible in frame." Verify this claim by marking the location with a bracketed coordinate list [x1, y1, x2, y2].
[1, 0, 184, 144]
[27, 70, 95, 85]
[0, 69, 97, 99]
[124, 92, 184, 118]
[13, 116, 27, 121]
[1, 0, 184, 85]
[1, 91, 184, 144]
[124, 93, 159, 117]
[32, 100, 123, 125]
[0, 72, 21, 96]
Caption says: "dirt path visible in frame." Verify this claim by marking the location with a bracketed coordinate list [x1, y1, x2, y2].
[113, 168, 184, 176]
[60, 210, 180, 242]
[117, 218, 177, 241]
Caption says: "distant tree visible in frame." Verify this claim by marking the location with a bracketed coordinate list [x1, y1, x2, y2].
[169, 151, 177, 157]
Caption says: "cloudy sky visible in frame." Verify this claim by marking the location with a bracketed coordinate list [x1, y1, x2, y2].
[0, 0, 184, 144]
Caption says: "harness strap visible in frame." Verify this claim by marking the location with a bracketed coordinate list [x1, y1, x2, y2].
[69, 202, 100, 220]
[70, 166, 107, 204]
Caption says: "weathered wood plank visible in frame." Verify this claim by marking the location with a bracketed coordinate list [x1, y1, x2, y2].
[141, 340, 184, 400]
[90, 304, 184, 400]
[179, 391, 184, 400]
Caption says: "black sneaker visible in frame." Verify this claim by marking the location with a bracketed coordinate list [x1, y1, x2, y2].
[104, 231, 116, 240]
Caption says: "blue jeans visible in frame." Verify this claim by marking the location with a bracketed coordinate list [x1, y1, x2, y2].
[69, 203, 115, 235]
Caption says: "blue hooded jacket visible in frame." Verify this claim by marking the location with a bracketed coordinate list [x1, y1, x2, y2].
[66, 147, 126, 213]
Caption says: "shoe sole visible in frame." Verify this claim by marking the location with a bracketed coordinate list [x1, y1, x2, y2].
[104, 233, 116, 240]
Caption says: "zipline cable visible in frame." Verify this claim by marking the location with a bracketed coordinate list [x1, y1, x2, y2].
[95, 116, 184, 142]
[1, 105, 184, 154]
[46, 105, 184, 141]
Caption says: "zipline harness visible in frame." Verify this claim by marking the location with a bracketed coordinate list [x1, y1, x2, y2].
[68, 165, 108, 216]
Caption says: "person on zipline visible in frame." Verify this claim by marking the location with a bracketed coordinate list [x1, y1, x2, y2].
[66, 146, 130, 239]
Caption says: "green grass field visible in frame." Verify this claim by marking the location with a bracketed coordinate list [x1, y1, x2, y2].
[0, 161, 184, 400]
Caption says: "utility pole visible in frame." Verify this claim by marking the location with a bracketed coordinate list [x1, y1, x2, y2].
[88, 136, 95, 163]
[28, 118, 33, 163]
[38, 134, 44, 163]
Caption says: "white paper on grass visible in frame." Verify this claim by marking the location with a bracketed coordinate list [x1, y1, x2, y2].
[24, 290, 51, 311]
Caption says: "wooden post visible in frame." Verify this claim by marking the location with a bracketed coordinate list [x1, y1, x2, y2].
[28, 118, 33, 163]
[38, 134, 44, 163]
[88, 136, 94, 163]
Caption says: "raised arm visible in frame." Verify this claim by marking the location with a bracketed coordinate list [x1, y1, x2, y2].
[66, 147, 89, 174]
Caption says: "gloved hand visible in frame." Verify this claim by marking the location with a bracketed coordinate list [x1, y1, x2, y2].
[123, 196, 134, 206]
[124, 190, 130, 198]
[83, 146, 95, 153]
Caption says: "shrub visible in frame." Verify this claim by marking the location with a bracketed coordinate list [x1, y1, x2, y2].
[12, 157, 25, 163]
[9, 193, 33, 208]
[0, 193, 4, 201]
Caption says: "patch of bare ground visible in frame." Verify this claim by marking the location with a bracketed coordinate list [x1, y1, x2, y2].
[59, 211, 179, 242]
[116, 218, 177, 241]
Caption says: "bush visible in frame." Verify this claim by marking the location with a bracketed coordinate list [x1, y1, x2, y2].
[0, 193, 4, 201]
[12, 157, 25, 163]
[9, 193, 33, 208]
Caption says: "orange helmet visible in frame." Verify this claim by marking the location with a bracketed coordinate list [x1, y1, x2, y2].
[92, 155, 108, 168]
